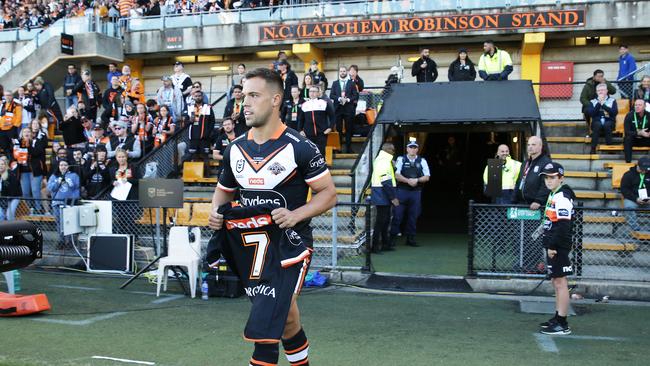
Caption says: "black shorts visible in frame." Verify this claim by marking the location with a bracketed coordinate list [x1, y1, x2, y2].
[546, 249, 573, 278]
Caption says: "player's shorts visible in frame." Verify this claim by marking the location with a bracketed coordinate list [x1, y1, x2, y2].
[546, 249, 573, 278]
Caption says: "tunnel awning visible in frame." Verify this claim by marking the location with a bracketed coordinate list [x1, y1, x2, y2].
[375, 80, 541, 124]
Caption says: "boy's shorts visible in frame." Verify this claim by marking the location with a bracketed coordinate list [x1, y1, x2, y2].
[546, 249, 573, 278]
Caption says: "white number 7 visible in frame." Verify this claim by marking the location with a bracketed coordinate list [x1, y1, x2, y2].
[242, 232, 270, 279]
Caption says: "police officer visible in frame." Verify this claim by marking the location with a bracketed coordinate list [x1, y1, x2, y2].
[370, 142, 399, 254]
[483, 144, 521, 204]
[389, 138, 430, 248]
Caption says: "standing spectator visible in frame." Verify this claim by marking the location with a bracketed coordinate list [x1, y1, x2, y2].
[308, 60, 328, 92]
[72, 70, 101, 122]
[13, 127, 47, 215]
[106, 62, 122, 83]
[101, 75, 125, 129]
[184, 81, 209, 116]
[184, 91, 215, 167]
[278, 60, 299, 103]
[617, 44, 637, 99]
[118, 0, 135, 18]
[370, 142, 398, 253]
[330, 66, 359, 153]
[60, 106, 87, 148]
[349, 64, 364, 93]
[223, 84, 247, 136]
[128, 78, 145, 105]
[153, 104, 176, 148]
[448, 48, 477, 81]
[70, 149, 87, 197]
[636, 75, 650, 104]
[119, 64, 134, 94]
[86, 124, 110, 153]
[282, 86, 303, 131]
[301, 73, 314, 100]
[0, 89, 22, 154]
[297, 86, 334, 155]
[33, 76, 63, 135]
[131, 103, 154, 154]
[478, 40, 513, 81]
[229, 63, 246, 100]
[50, 146, 70, 179]
[148, 0, 161, 16]
[170, 61, 193, 102]
[384, 66, 401, 92]
[272, 50, 288, 71]
[624, 99, 650, 163]
[482, 144, 521, 204]
[47, 159, 80, 246]
[63, 64, 81, 110]
[587, 83, 618, 154]
[411, 48, 438, 83]
[0, 158, 21, 221]
[16, 86, 35, 131]
[579, 69, 617, 132]
[156, 75, 183, 122]
[620, 156, 650, 232]
[83, 145, 111, 198]
[107, 119, 141, 160]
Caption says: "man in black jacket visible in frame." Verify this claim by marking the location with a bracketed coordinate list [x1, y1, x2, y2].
[64, 64, 81, 110]
[411, 48, 438, 83]
[278, 60, 299, 104]
[73, 70, 101, 123]
[330, 66, 359, 153]
[623, 99, 650, 163]
[222, 84, 247, 136]
[297, 86, 335, 155]
[620, 156, 650, 231]
[101, 75, 125, 130]
[308, 60, 328, 92]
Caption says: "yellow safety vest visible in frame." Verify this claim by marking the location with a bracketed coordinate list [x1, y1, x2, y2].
[483, 156, 521, 190]
[478, 48, 513, 75]
[371, 150, 396, 188]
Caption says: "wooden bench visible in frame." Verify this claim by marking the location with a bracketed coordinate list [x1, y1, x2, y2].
[598, 145, 650, 152]
[582, 242, 638, 251]
[605, 162, 635, 189]
[631, 231, 650, 240]
[18, 215, 55, 223]
[174, 202, 193, 226]
[583, 215, 626, 224]
[614, 98, 630, 135]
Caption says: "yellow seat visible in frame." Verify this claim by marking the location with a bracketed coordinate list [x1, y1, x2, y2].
[327, 132, 341, 151]
[614, 99, 630, 135]
[608, 162, 635, 189]
[175, 202, 193, 226]
[191, 203, 212, 226]
[182, 162, 204, 182]
[615, 114, 626, 135]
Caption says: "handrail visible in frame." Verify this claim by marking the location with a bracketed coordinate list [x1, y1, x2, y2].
[618, 62, 649, 81]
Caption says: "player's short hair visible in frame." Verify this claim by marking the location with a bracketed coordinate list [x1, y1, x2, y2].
[244, 68, 283, 96]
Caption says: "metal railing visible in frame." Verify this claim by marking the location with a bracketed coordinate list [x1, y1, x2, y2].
[468, 202, 650, 282]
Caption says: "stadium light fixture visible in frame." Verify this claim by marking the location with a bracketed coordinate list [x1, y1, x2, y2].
[175, 56, 195, 63]
[210, 66, 231, 72]
[198, 55, 224, 62]
[255, 50, 293, 59]
[407, 57, 420, 62]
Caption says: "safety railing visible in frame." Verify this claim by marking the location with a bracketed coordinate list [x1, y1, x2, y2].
[468, 202, 650, 282]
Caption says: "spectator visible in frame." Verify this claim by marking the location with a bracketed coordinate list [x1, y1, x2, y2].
[411, 48, 438, 83]
[80, 113, 94, 141]
[148, 0, 161, 16]
[101, 75, 125, 129]
[272, 50, 288, 71]
[35, 114, 50, 138]
[109, 148, 138, 200]
[121, 100, 136, 121]
[301, 73, 314, 100]
[620, 156, 650, 232]
[156, 75, 183, 122]
[330, 66, 359, 153]
[308, 60, 328, 92]
[13, 127, 47, 215]
[16, 86, 35, 131]
[70, 149, 87, 196]
[478, 40, 513, 81]
[119, 65, 135, 99]
[118, 0, 135, 18]
[86, 124, 110, 153]
[624, 99, 650, 163]
[223, 84, 247, 136]
[587, 83, 618, 154]
[0, 89, 22, 154]
[349, 64, 364, 93]
[229, 63, 246, 100]
[146, 99, 160, 120]
[107, 62, 122, 83]
[448, 48, 477, 81]
[170, 61, 193, 101]
[0, 158, 21, 221]
[83, 145, 111, 199]
[297, 85, 335, 155]
[60, 106, 87, 149]
[482, 144, 521, 204]
[47, 159, 80, 246]
[278, 60, 299, 103]
[636, 75, 650, 104]
[212, 117, 236, 174]
[579, 69, 617, 132]
[514, 136, 551, 210]
[370, 142, 398, 253]
[107, 119, 141, 160]
[184, 91, 215, 166]
[131, 103, 154, 154]
[282, 85, 303, 130]
[151, 104, 175, 148]
[128, 78, 145, 105]
[72, 70, 101, 122]
[617, 44, 637, 99]
[50, 146, 69, 178]
[33, 76, 63, 135]
[63, 64, 81, 110]
[184, 81, 209, 117]
[384, 66, 401, 92]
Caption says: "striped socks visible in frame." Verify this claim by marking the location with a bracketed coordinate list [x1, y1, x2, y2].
[282, 328, 310, 365]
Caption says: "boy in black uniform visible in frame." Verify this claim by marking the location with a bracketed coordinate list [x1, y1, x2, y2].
[538, 162, 576, 335]
[209, 68, 337, 366]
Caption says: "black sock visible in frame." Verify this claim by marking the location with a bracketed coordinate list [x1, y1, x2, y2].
[557, 315, 568, 326]
[282, 327, 309, 365]
[251, 342, 279, 366]
[553, 311, 559, 319]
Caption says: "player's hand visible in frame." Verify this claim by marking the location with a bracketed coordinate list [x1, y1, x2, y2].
[272, 208, 301, 229]
[547, 249, 557, 258]
[208, 209, 224, 230]
[530, 202, 541, 210]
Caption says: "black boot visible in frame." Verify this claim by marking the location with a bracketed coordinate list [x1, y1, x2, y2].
[384, 235, 396, 251]
[406, 235, 419, 247]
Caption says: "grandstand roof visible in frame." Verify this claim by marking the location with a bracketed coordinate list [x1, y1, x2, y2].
[376, 80, 540, 125]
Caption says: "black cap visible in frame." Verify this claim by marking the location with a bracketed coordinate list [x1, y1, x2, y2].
[278, 59, 289, 66]
[539, 162, 565, 176]
[458, 48, 468, 53]
[638, 156, 650, 171]
[174, 61, 183, 66]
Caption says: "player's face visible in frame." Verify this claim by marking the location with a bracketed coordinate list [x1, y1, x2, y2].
[544, 175, 562, 190]
[242, 77, 281, 128]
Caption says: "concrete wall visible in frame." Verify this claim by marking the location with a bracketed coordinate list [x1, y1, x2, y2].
[0, 40, 30, 61]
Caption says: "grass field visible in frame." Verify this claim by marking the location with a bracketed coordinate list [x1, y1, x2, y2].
[1, 270, 649, 366]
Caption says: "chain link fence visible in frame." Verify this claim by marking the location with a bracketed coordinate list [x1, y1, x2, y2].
[468, 202, 650, 282]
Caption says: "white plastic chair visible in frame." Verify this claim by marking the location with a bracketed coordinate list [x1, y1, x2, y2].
[156, 227, 202, 298]
[2, 271, 14, 294]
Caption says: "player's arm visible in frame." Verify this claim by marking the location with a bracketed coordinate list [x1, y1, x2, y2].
[209, 145, 237, 229]
[273, 172, 337, 229]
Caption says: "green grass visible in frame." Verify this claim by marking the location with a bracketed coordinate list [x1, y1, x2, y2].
[3, 270, 648, 366]
[371, 233, 468, 276]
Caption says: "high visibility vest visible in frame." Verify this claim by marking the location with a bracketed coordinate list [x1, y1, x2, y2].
[371, 150, 396, 188]
[478, 48, 512, 75]
[483, 156, 522, 190]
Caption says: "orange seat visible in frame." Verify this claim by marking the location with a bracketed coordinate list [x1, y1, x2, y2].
[327, 132, 341, 151]
[366, 108, 377, 125]
[182, 162, 204, 182]
[191, 203, 212, 226]
[175, 202, 193, 226]
[609, 162, 635, 189]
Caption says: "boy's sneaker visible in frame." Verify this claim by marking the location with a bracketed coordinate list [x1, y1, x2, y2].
[539, 316, 558, 329]
[540, 322, 571, 335]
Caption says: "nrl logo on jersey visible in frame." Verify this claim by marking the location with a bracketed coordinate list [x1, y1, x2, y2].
[286, 229, 302, 246]
[268, 161, 286, 175]
[236, 159, 245, 173]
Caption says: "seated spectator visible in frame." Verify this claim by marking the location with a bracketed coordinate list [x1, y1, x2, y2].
[587, 83, 617, 154]
[0, 158, 21, 221]
[106, 119, 141, 160]
[146, 99, 159, 120]
[60, 106, 87, 149]
[223, 84, 247, 136]
[156, 75, 183, 122]
[580, 69, 617, 132]
[282, 86, 303, 130]
[121, 100, 136, 122]
[620, 156, 650, 231]
[448, 48, 477, 81]
[101, 75, 125, 129]
[85, 124, 110, 156]
[109, 148, 139, 200]
[624, 99, 650, 163]
[13, 127, 47, 215]
[153, 105, 175, 148]
[47, 159, 80, 246]
[83, 145, 111, 199]
[128, 78, 146, 105]
[637, 75, 650, 105]
[0, 89, 22, 155]
[184, 91, 215, 166]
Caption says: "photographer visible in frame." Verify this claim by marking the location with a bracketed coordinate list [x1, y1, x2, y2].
[620, 156, 650, 232]
[60, 106, 87, 149]
[47, 159, 80, 246]
[83, 145, 111, 198]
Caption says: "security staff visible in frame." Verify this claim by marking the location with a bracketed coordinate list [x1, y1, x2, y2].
[483, 144, 521, 204]
[478, 40, 513, 81]
[370, 142, 399, 254]
[390, 139, 430, 248]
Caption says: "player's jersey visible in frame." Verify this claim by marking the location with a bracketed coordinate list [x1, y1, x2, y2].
[217, 125, 329, 244]
[206, 203, 312, 343]
[542, 185, 576, 250]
